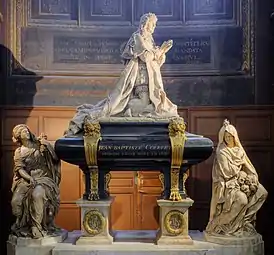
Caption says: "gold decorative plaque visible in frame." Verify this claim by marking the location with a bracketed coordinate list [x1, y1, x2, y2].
[83, 209, 105, 236]
[164, 210, 184, 236]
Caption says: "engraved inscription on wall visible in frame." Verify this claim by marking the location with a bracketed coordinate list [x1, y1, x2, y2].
[53, 36, 126, 64]
[53, 35, 211, 65]
[163, 36, 211, 64]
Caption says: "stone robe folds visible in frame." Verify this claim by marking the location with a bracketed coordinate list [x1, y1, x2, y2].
[206, 124, 268, 236]
[67, 31, 178, 135]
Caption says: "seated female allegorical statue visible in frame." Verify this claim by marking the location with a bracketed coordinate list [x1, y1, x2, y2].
[10, 124, 61, 239]
[65, 12, 178, 136]
[205, 120, 267, 237]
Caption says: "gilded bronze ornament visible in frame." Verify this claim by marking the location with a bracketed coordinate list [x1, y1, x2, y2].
[164, 210, 184, 236]
[182, 169, 190, 196]
[83, 209, 105, 236]
[159, 173, 165, 192]
[168, 118, 186, 201]
[83, 119, 102, 200]
[104, 172, 111, 194]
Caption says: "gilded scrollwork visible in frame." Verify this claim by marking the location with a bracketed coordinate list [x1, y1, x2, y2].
[159, 173, 165, 192]
[83, 118, 102, 201]
[182, 169, 189, 196]
[164, 210, 184, 236]
[168, 117, 186, 201]
[104, 172, 111, 194]
[83, 209, 105, 236]
[89, 167, 99, 200]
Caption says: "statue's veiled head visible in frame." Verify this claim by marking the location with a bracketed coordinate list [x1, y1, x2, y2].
[139, 12, 158, 35]
[218, 119, 240, 148]
[12, 124, 36, 144]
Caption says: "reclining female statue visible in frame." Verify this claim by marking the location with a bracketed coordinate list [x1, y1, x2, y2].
[66, 12, 178, 136]
[10, 124, 61, 238]
[206, 120, 267, 237]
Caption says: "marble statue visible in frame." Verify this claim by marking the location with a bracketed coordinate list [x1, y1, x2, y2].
[205, 120, 267, 237]
[10, 124, 61, 239]
[65, 12, 178, 135]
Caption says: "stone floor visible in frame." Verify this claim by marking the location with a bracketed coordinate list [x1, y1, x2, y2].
[8, 230, 265, 255]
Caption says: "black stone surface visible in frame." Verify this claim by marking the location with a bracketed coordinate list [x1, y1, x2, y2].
[55, 121, 214, 200]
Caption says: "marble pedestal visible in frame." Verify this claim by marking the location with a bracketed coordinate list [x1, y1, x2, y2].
[75, 198, 113, 245]
[7, 229, 68, 255]
[156, 198, 194, 245]
[204, 232, 264, 255]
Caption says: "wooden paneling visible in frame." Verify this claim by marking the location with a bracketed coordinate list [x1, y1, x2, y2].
[109, 172, 136, 230]
[55, 204, 81, 231]
[1, 106, 273, 248]
[186, 106, 274, 231]
[137, 171, 162, 230]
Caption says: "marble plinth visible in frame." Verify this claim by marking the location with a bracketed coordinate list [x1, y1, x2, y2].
[75, 198, 113, 245]
[53, 230, 216, 255]
[7, 229, 68, 255]
[157, 198, 194, 245]
[8, 230, 265, 255]
[204, 232, 264, 255]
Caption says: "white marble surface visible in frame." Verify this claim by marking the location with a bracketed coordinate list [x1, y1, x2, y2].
[7, 230, 265, 255]
[7, 230, 68, 255]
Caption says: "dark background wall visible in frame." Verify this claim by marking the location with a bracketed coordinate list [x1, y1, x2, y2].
[2, 0, 269, 108]
[1, 0, 274, 255]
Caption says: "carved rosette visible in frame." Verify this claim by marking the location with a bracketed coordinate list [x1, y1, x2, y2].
[164, 210, 184, 236]
[83, 118, 102, 201]
[168, 117, 186, 201]
[83, 209, 105, 236]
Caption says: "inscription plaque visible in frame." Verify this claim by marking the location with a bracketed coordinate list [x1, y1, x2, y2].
[53, 36, 126, 64]
[161, 36, 211, 64]
[53, 35, 211, 65]
[98, 143, 171, 158]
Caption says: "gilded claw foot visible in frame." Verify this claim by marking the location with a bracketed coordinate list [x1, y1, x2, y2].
[169, 189, 182, 201]
[88, 191, 100, 201]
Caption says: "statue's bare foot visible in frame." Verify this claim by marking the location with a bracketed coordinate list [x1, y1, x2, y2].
[31, 227, 43, 239]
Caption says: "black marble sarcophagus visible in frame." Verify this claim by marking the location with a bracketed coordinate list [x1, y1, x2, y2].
[55, 118, 213, 201]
